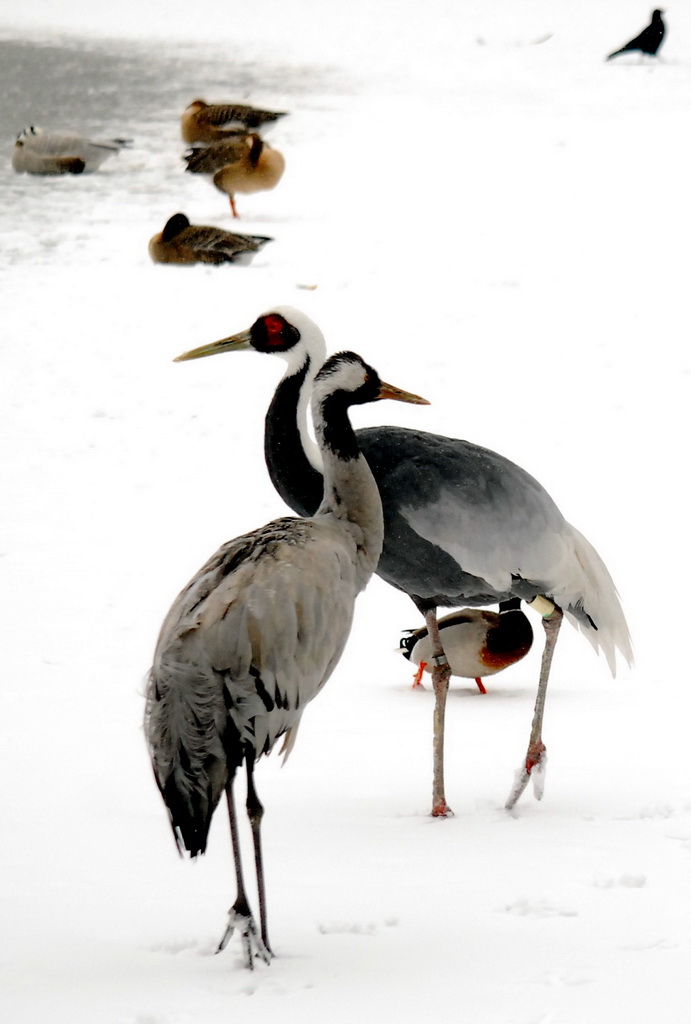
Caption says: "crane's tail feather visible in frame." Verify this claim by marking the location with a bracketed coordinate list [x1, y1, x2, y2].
[558, 527, 633, 676]
[160, 771, 216, 857]
[144, 661, 230, 856]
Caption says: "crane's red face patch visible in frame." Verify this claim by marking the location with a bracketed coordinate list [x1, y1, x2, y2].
[263, 314, 286, 345]
[250, 312, 300, 353]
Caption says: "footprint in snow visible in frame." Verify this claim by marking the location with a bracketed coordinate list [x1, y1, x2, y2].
[502, 898, 578, 918]
[592, 872, 646, 888]
[318, 917, 399, 936]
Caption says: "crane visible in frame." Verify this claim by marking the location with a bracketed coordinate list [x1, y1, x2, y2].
[176, 305, 632, 816]
[145, 322, 427, 966]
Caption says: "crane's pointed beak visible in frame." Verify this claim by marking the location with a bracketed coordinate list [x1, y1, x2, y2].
[377, 380, 430, 406]
[174, 329, 252, 362]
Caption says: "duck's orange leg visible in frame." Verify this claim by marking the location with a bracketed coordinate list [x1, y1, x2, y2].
[412, 660, 427, 688]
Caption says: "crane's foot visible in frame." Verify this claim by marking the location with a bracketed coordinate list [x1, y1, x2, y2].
[505, 742, 547, 810]
[431, 798, 454, 818]
[217, 905, 272, 969]
[432, 794, 454, 819]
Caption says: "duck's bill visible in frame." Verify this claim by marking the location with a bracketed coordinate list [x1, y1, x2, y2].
[174, 329, 251, 362]
[377, 381, 430, 406]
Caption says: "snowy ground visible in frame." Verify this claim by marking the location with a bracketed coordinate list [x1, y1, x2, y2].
[1, 2, 690, 1022]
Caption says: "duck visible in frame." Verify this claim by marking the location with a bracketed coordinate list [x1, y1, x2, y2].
[181, 100, 287, 144]
[12, 126, 131, 175]
[184, 134, 285, 218]
[399, 599, 534, 693]
[148, 213, 272, 265]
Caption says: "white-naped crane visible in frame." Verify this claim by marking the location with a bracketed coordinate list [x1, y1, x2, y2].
[12, 125, 131, 175]
[181, 100, 287, 144]
[178, 306, 633, 817]
[399, 598, 534, 694]
[145, 324, 428, 968]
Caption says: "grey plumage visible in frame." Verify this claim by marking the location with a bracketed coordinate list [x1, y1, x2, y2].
[145, 319, 427, 966]
[12, 125, 131, 174]
[181, 308, 632, 816]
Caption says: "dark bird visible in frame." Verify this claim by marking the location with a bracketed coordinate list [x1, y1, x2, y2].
[399, 599, 533, 694]
[148, 213, 272, 265]
[606, 9, 665, 60]
[176, 307, 632, 818]
[181, 100, 287, 144]
[145, 319, 427, 967]
[184, 134, 285, 218]
[12, 125, 131, 175]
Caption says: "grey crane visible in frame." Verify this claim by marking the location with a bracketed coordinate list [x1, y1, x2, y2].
[177, 306, 633, 816]
[145, 322, 427, 967]
[606, 9, 665, 61]
[12, 126, 131, 175]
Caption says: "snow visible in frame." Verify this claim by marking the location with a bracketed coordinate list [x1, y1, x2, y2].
[1, 1, 690, 1021]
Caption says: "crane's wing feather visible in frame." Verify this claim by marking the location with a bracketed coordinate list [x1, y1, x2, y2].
[145, 515, 361, 851]
[150, 516, 360, 761]
[360, 427, 632, 672]
[360, 428, 564, 590]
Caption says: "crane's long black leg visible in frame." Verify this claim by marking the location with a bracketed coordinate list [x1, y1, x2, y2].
[506, 604, 563, 810]
[217, 768, 271, 968]
[246, 753, 273, 957]
[423, 608, 453, 818]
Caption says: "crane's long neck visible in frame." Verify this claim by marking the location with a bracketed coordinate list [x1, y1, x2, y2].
[312, 393, 384, 584]
[264, 353, 324, 517]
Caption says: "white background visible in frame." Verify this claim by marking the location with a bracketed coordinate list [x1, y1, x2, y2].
[1, 3, 689, 1021]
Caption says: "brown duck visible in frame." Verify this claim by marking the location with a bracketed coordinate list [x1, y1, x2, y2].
[149, 213, 272, 264]
[181, 100, 287, 144]
[184, 134, 285, 218]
